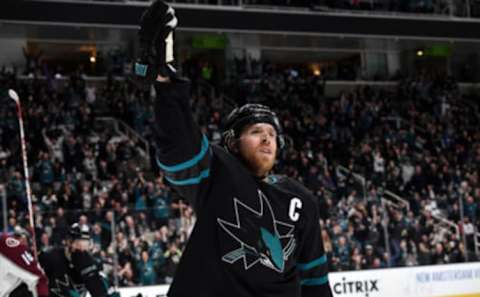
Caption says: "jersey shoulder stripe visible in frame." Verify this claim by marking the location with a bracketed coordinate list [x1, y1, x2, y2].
[156, 134, 209, 172]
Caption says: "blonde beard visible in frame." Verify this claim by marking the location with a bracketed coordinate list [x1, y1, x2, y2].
[242, 153, 275, 177]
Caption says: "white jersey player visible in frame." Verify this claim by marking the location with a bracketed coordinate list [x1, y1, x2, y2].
[0, 233, 49, 297]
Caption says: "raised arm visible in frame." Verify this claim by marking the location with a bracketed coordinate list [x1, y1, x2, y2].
[135, 1, 211, 209]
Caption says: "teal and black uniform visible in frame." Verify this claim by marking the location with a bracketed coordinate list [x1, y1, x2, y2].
[154, 80, 333, 297]
[39, 248, 111, 297]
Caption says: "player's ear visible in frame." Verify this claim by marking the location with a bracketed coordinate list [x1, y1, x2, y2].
[233, 140, 241, 154]
[227, 137, 239, 154]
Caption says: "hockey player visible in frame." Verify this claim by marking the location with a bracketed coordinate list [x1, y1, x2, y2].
[39, 223, 117, 297]
[135, 1, 333, 296]
[0, 232, 49, 297]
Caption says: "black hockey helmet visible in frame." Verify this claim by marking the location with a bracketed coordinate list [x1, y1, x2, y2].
[69, 223, 91, 241]
[223, 104, 285, 150]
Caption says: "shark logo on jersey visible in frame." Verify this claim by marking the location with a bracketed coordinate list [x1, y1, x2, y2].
[217, 190, 296, 273]
[51, 275, 85, 297]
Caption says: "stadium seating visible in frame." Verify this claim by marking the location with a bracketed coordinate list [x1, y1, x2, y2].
[1, 62, 479, 285]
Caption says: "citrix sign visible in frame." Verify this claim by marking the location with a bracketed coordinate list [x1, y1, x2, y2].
[332, 277, 380, 297]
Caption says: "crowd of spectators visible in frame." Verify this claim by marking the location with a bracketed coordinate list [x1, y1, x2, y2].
[1, 60, 479, 286]
[0, 67, 192, 286]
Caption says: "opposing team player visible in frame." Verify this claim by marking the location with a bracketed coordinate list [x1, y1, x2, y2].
[135, 1, 333, 296]
[39, 223, 117, 297]
[0, 232, 49, 297]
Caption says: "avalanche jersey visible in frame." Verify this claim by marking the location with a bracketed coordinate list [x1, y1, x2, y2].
[0, 234, 49, 297]
[153, 81, 333, 297]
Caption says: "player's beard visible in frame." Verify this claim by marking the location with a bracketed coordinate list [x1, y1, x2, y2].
[240, 148, 276, 177]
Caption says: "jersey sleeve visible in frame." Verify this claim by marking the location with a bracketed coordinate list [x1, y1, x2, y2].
[0, 235, 49, 297]
[36, 266, 49, 297]
[297, 201, 333, 297]
[70, 251, 108, 297]
[153, 80, 211, 210]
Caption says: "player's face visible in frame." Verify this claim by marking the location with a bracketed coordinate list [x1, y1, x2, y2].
[71, 239, 91, 251]
[237, 123, 277, 177]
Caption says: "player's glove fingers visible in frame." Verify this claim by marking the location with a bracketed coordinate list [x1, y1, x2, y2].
[134, 2, 170, 88]
[164, 5, 178, 31]
[138, 0, 171, 45]
[135, 1, 178, 81]
[155, 4, 177, 64]
[154, 5, 178, 76]
[145, 7, 177, 79]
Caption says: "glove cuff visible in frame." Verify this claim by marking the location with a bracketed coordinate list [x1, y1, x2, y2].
[135, 62, 149, 77]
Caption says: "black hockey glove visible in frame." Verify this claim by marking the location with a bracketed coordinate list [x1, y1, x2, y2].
[134, 0, 178, 89]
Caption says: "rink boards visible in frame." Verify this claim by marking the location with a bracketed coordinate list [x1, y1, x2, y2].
[95, 262, 480, 297]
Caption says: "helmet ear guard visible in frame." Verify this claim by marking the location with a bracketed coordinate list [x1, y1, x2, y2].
[222, 129, 237, 153]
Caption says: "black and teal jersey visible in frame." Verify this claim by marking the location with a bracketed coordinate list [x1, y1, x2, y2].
[154, 80, 333, 297]
[39, 248, 109, 297]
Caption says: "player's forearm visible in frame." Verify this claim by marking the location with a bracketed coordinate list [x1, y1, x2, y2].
[138, 1, 210, 208]
[153, 79, 211, 208]
[135, 0, 203, 163]
[153, 80, 202, 162]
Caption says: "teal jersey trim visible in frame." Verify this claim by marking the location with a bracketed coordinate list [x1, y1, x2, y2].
[156, 134, 209, 173]
[102, 277, 109, 291]
[301, 275, 329, 286]
[266, 175, 279, 184]
[68, 290, 81, 297]
[297, 255, 327, 271]
[134, 63, 148, 77]
[165, 168, 210, 186]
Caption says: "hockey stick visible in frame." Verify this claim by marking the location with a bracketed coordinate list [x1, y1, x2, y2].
[8, 89, 38, 261]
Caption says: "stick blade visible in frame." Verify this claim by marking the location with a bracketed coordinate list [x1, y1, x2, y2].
[8, 89, 19, 102]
